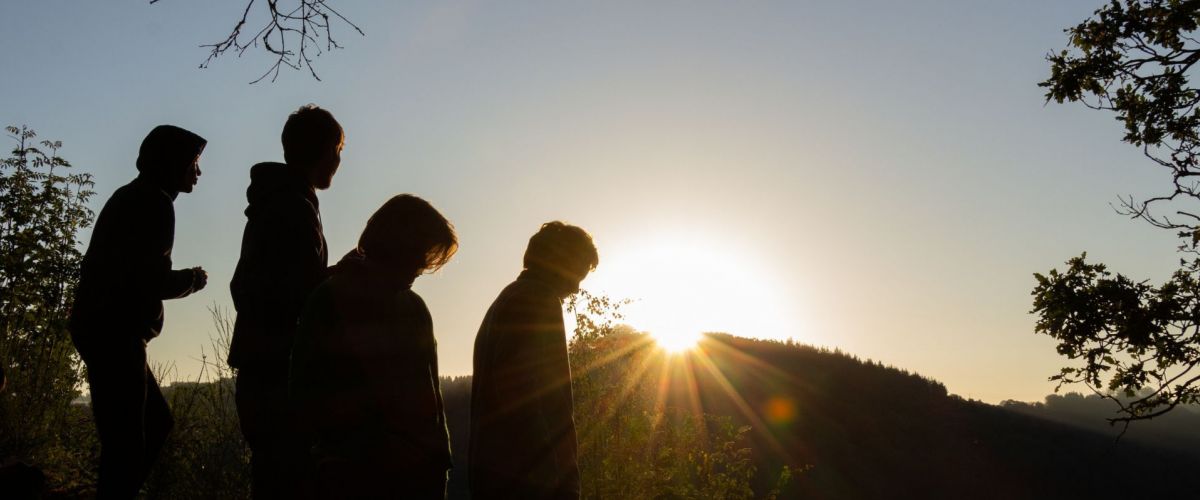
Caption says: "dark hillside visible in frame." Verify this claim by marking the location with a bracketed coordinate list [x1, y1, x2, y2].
[441, 333, 1200, 499]
[675, 334, 1200, 499]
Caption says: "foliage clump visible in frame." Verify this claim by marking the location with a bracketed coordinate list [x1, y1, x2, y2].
[0, 125, 95, 491]
[1039, 1, 1200, 421]
[1032, 254, 1200, 422]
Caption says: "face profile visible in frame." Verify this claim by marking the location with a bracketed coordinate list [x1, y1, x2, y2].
[281, 104, 344, 190]
[522, 221, 600, 298]
[135, 124, 207, 196]
[355, 193, 458, 277]
[309, 141, 342, 190]
[177, 154, 202, 193]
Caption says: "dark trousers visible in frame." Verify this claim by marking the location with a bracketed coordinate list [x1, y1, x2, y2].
[78, 336, 173, 500]
[235, 361, 314, 499]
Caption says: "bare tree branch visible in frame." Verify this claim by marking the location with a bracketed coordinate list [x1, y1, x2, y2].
[151, 0, 364, 84]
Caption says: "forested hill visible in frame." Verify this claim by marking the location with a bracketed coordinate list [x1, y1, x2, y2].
[441, 333, 1200, 499]
[1001, 392, 1200, 457]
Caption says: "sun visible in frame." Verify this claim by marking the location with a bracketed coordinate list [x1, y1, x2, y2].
[583, 231, 796, 347]
[652, 329, 703, 353]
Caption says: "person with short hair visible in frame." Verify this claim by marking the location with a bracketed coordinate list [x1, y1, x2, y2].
[469, 222, 598, 499]
[291, 194, 458, 499]
[228, 104, 343, 498]
[69, 125, 209, 499]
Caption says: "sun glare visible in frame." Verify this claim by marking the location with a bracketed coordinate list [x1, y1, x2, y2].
[654, 329, 702, 353]
[584, 232, 796, 347]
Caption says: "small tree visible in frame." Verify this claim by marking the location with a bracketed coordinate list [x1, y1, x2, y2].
[1037, 0, 1200, 422]
[0, 126, 95, 469]
[565, 291, 788, 499]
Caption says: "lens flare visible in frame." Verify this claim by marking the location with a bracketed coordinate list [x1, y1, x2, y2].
[764, 396, 797, 425]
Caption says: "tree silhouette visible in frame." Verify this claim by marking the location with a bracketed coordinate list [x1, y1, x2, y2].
[0, 126, 95, 473]
[1038, 0, 1200, 422]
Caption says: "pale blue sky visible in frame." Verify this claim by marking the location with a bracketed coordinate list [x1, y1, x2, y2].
[1, 1, 1180, 403]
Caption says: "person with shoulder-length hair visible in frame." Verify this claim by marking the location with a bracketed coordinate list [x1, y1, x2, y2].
[291, 194, 458, 499]
[470, 221, 598, 499]
[69, 125, 209, 499]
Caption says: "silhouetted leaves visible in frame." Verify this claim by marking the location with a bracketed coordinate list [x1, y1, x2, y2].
[0, 125, 95, 491]
[1032, 254, 1200, 422]
[1039, 0, 1200, 422]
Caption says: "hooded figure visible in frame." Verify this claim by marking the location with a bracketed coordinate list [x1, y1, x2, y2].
[228, 161, 329, 366]
[227, 104, 342, 499]
[69, 124, 208, 500]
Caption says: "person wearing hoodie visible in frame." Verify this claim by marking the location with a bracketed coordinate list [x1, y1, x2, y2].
[228, 104, 343, 499]
[291, 194, 458, 499]
[69, 124, 209, 499]
[469, 222, 598, 500]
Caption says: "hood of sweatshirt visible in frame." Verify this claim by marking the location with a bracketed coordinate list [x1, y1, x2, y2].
[136, 124, 206, 197]
[244, 162, 318, 219]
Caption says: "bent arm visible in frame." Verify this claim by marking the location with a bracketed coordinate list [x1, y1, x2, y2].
[161, 269, 197, 299]
[127, 194, 193, 302]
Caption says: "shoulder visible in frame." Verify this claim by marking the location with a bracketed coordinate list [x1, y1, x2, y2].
[489, 280, 560, 323]
[245, 163, 318, 219]
[107, 179, 174, 221]
[393, 288, 433, 322]
[511, 279, 560, 309]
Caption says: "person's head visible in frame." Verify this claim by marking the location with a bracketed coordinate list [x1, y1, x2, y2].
[524, 221, 599, 297]
[282, 104, 344, 190]
[136, 125, 206, 194]
[357, 194, 458, 279]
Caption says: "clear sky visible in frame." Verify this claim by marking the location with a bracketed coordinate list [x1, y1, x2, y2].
[1, 1, 1183, 404]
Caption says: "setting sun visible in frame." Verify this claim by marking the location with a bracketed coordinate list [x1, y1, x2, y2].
[652, 329, 702, 353]
[585, 231, 795, 346]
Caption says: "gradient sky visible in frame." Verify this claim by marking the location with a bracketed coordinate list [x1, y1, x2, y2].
[2, 1, 1183, 404]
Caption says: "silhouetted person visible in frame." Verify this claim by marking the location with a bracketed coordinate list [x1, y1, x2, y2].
[469, 222, 598, 499]
[291, 195, 458, 499]
[69, 125, 208, 500]
[228, 105, 343, 499]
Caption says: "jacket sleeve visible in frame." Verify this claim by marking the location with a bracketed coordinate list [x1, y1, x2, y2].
[277, 207, 327, 318]
[161, 269, 196, 299]
[127, 193, 196, 304]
